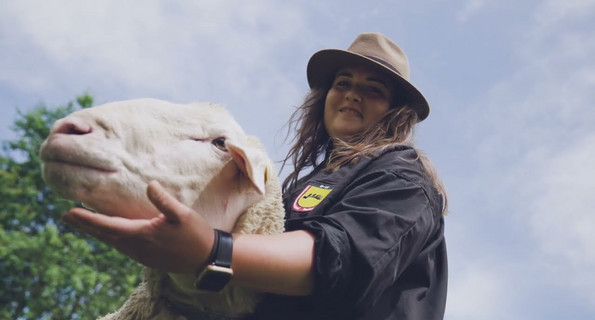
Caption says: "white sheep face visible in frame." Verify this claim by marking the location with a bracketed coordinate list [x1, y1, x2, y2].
[40, 98, 269, 231]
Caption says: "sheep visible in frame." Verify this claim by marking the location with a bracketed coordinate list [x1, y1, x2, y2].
[39, 98, 285, 319]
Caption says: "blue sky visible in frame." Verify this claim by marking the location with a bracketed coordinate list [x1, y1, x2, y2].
[2, 1, 595, 319]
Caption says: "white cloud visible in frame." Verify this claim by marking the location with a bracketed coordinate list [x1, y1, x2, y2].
[1, 1, 309, 98]
[534, 0, 595, 28]
[527, 134, 595, 296]
[446, 260, 517, 320]
[0, 0, 314, 160]
[456, 0, 485, 22]
[435, 0, 595, 317]
[455, 0, 595, 314]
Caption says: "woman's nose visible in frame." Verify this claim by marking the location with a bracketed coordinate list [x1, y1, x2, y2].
[345, 88, 362, 102]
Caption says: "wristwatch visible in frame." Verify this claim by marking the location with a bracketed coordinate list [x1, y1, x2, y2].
[194, 229, 234, 292]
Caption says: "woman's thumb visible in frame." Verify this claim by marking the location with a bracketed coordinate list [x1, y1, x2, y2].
[146, 180, 187, 223]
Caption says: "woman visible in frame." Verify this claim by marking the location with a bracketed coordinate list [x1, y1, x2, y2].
[63, 32, 448, 319]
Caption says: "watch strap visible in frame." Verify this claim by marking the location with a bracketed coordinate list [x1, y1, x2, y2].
[212, 229, 233, 268]
[194, 229, 234, 291]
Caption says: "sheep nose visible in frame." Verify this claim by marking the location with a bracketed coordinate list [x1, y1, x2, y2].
[53, 117, 93, 135]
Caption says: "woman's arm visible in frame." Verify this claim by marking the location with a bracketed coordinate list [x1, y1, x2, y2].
[61, 180, 314, 296]
[232, 231, 314, 295]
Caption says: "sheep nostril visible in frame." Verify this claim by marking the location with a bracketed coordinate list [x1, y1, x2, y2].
[54, 118, 93, 135]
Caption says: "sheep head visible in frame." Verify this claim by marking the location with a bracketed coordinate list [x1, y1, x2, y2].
[39, 98, 270, 232]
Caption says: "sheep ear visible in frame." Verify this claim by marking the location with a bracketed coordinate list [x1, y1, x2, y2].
[226, 141, 268, 195]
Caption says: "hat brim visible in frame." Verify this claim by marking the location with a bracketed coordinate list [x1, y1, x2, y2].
[307, 49, 430, 121]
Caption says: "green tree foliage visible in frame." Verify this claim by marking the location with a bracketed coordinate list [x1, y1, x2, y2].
[0, 95, 143, 319]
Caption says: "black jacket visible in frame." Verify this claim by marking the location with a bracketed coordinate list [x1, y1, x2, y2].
[250, 146, 447, 319]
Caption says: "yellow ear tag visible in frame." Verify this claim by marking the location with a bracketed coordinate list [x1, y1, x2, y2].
[264, 166, 269, 184]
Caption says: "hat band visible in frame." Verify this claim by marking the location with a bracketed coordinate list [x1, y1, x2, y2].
[363, 54, 402, 76]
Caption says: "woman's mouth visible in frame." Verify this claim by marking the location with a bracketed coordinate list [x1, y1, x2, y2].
[339, 107, 363, 118]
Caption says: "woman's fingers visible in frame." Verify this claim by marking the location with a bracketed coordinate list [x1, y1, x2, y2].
[146, 180, 191, 223]
[61, 208, 138, 244]
[62, 208, 161, 265]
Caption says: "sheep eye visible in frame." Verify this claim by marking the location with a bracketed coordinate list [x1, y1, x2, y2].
[212, 137, 227, 151]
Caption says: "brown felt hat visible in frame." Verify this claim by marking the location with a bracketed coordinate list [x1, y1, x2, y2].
[307, 32, 430, 121]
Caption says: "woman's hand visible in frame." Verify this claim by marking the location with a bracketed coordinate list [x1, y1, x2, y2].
[63, 180, 316, 295]
[61, 180, 214, 274]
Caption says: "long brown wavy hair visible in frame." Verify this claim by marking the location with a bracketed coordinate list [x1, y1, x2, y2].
[281, 86, 448, 215]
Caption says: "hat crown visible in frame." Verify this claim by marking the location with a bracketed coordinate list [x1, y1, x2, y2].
[347, 33, 411, 80]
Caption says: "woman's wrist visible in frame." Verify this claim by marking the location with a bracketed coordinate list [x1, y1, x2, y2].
[194, 229, 234, 291]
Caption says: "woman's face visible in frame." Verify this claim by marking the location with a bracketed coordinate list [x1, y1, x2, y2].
[324, 65, 394, 140]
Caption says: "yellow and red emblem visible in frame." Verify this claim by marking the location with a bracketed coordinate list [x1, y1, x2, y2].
[292, 184, 332, 212]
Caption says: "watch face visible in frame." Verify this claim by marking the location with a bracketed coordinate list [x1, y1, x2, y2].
[195, 265, 234, 292]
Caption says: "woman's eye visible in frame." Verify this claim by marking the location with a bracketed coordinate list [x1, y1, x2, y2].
[212, 137, 227, 151]
[368, 86, 381, 94]
[368, 86, 387, 97]
[334, 80, 349, 88]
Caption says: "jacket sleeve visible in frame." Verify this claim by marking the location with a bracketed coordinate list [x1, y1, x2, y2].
[286, 168, 439, 316]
